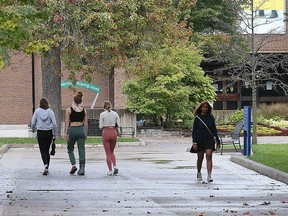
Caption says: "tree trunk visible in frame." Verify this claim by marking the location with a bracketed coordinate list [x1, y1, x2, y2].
[41, 46, 62, 137]
[251, 2, 257, 145]
[251, 71, 258, 144]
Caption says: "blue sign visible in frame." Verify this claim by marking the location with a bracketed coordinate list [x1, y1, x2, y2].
[243, 106, 251, 156]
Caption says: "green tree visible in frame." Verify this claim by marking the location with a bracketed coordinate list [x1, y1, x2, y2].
[37, 0, 195, 134]
[1, 0, 196, 135]
[122, 45, 216, 128]
[187, 0, 241, 33]
[186, 0, 248, 57]
[0, 0, 44, 68]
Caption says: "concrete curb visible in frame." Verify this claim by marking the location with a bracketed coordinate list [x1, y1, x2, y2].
[230, 155, 288, 185]
[138, 138, 146, 146]
[0, 140, 144, 158]
[0, 144, 9, 156]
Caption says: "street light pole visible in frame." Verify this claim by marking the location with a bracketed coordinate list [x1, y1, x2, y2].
[32, 53, 35, 114]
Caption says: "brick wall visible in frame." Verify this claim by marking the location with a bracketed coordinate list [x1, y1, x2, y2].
[0, 53, 41, 124]
[0, 53, 127, 124]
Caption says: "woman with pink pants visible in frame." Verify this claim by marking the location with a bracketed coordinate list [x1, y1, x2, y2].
[99, 101, 120, 176]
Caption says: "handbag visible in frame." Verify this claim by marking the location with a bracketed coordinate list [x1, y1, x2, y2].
[50, 138, 56, 156]
[190, 144, 197, 153]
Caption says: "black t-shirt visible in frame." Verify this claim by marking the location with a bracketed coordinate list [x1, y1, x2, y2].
[70, 107, 85, 122]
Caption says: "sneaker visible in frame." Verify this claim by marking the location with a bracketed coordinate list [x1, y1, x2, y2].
[70, 166, 77, 174]
[207, 175, 213, 182]
[107, 171, 113, 176]
[43, 166, 49, 176]
[113, 167, 118, 175]
[197, 172, 202, 181]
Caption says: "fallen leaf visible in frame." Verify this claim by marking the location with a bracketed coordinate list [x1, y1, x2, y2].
[260, 201, 271, 205]
[268, 210, 276, 215]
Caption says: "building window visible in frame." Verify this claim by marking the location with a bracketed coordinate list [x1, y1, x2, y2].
[266, 81, 273, 90]
[213, 101, 223, 110]
[227, 101, 238, 110]
[212, 81, 223, 93]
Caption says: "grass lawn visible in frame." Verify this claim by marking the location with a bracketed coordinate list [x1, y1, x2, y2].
[250, 144, 288, 173]
[0, 137, 139, 148]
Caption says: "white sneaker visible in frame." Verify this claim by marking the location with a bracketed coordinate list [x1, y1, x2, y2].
[207, 175, 213, 182]
[107, 171, 113, 176]
[197, 172, 202, 181]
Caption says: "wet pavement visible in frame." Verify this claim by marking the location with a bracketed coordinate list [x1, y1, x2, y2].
[0, 136, 287, 216]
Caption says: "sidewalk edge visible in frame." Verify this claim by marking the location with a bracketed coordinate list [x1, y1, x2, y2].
[0, 140, 146, 158]
[230, 155, 288, 185]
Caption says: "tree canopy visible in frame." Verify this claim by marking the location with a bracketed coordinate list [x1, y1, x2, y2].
[122, 45, 216, 128]
[0, 0, 44, 68]
[1, 0, 218, 130]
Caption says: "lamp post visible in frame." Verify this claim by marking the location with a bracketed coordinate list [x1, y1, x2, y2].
[32, 53, 35, 114]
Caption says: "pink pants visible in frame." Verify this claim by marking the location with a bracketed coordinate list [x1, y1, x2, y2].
[102, 128, 117, 171]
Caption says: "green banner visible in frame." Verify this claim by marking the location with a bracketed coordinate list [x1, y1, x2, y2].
[61, 80, 101, 93]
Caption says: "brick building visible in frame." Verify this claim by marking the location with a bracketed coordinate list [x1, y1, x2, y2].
[0, 53, 129, 125]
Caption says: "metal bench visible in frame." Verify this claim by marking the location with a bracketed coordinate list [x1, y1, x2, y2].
[218, 120, 243, 155]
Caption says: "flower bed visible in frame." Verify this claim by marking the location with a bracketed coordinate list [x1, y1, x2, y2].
[217, 124, 288, 136]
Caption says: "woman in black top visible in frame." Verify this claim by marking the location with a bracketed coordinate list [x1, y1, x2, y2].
[192, 101, 220, 182]
[65, 92, 88, 175]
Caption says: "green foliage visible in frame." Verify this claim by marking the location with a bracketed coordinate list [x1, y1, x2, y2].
[33, 0, 195, 80]
[1, 0, 194, 74]
[258, 103, 288, 121]
[250, 144, 288, 173]
[228, 109, 244, 123]
[187, 0, 250, 58]
[122, 44, 216, 128]
[256, 103, 288, 129]
[0, 2, 44, 68]
[187, 0, 240, 33]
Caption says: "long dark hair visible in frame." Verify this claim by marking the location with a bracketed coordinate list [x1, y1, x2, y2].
[194, 101, 212, 116]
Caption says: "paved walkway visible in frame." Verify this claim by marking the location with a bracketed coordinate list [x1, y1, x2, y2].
[0, 136, 287, 216]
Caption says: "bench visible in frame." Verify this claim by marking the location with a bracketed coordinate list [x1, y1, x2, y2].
[119, 127, 135, 137]
[218, 120, 243, 155]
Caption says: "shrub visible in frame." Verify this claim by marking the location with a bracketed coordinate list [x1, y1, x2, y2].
[258, 103, 288, 120]
[228, 109, 244, 123]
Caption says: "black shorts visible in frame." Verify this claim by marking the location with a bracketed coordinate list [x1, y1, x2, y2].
[197, 139, 216, 152]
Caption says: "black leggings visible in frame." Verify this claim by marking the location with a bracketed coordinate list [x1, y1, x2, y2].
[37, 130, 53, 166]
